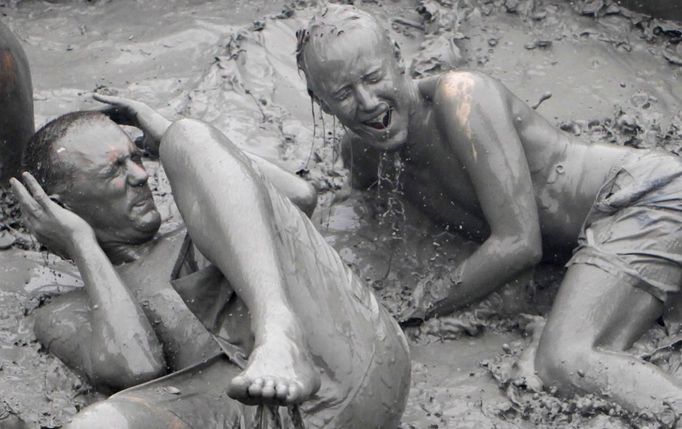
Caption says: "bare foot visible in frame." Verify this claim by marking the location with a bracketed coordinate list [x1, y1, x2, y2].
[228, 335, 321, 406]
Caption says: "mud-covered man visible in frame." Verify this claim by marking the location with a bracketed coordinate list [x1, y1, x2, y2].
[296, 4, 682, 419]
[11, 95, 410, 428]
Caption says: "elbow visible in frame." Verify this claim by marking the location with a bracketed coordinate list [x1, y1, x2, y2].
[494, 232, 542, 270]
[514, 237, 543, 269]
[90, 350, 166, 391]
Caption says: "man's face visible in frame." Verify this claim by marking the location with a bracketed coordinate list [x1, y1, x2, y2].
[304, 26, 412, 151]
[56, 120, 161, 245]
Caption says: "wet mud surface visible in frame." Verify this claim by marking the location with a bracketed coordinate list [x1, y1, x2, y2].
[0, 0, 680, 427]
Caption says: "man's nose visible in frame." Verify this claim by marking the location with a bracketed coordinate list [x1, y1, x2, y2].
[126, 160, 149, 187]
[354, 84, 379, 111]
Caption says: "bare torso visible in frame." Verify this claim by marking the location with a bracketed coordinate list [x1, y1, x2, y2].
[115, 227, 223, 369]
[348, 72, 636, 259]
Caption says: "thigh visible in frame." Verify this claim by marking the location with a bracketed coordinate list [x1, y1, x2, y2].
[540, 263, 663, 352]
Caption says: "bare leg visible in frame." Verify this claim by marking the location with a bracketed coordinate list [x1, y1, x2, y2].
[159, 119, 320, 405]
[535, 264, 682, 415]
[66, 355, 248, 429]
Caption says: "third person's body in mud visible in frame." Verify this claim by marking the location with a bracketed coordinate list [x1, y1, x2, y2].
[297, 4, 682, 420]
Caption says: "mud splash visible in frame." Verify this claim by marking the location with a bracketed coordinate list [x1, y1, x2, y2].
[0, 0, 680, 427]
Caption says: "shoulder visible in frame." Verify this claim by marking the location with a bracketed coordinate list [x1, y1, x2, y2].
[433, 71, 504, 103]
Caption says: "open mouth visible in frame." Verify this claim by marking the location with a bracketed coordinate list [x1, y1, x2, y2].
[364, 108, 392, 131]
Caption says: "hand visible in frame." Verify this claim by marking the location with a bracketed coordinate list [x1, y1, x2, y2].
[93, 93, 166, 156]
[10, 172, 94, 256]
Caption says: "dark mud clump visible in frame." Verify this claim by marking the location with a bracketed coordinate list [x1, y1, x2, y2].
[0, 186, 36, 251]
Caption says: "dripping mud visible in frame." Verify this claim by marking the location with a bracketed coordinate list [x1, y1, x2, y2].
[0, 0, 680, 427]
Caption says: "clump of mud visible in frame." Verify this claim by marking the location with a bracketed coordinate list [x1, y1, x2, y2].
[0, 186, 36, 251]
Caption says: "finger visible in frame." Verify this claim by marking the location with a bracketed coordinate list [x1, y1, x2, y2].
[21, 172, 51, 209]
[92, 93, 124, 105]
[9, 177, 41, 215]
[98, 105, 135, 126]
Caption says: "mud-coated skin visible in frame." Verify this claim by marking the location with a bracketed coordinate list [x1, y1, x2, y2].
[298, 4, 682, 419]
[0, 21, 33, 182]
[301, 10, 635, 316]
[14, 98, 409, 427]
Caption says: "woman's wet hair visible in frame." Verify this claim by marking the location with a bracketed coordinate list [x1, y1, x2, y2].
[295, 4, 403, 104]
[22, 111, 108, 194]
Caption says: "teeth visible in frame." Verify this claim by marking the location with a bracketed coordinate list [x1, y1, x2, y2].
[382, 110, 391, 127]
[365, 110, 391, 130]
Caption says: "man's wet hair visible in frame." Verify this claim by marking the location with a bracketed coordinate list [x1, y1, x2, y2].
[295, 4, 403, 103]
[22, 111, 108, 194]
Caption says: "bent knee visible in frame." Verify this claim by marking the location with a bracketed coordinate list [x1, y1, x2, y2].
[66, 398, 189, 429]
[291, 182, 317, 217]
[535, 335, 592, 387]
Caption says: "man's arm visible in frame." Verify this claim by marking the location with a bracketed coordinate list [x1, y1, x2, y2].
[94, 94, 317, 216]
[11, 174, 166, 390]
[426, 72, 542, 318]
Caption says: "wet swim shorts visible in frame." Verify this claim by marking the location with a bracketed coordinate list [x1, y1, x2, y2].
[567, 149, 682, 302]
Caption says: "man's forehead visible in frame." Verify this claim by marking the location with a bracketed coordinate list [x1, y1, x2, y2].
[56, 120, 130, 160]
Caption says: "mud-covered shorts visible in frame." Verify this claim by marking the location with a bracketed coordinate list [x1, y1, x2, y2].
[567, 149, 682, 302]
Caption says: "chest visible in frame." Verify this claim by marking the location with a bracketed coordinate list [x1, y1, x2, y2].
[116, 232, 222, 369]
[400, 132, 481, 219]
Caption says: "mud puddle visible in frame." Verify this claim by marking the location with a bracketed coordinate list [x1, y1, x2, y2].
[0, 0, 680, 427]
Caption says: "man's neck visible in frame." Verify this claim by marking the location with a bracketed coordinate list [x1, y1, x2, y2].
[101, 241, 149, 265]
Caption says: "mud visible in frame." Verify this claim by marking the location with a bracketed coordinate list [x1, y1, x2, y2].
[0, 0, 680, 427]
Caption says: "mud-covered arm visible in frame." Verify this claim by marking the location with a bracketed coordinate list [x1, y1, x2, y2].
[11, 173, 166, 390]
[94, 94, 317, 216]
[427, 72, 542, 317]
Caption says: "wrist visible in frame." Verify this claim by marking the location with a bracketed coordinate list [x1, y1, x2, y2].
[69, 225, 97, 248]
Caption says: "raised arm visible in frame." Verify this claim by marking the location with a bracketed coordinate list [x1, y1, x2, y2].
[425, 72, 542, 317]
[11, 174, 165, 390]
[94, 94, 317, 216]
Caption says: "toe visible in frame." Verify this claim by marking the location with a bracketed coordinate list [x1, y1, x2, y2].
[261, 379, 276, 399]
[275, 383, 288, 401]
[247, 378, 265, 397]
[228, 375, 250, 399]
[285, 384, 300, 404]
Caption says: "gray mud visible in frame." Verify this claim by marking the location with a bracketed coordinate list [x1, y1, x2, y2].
[0, 0, 680, 427]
